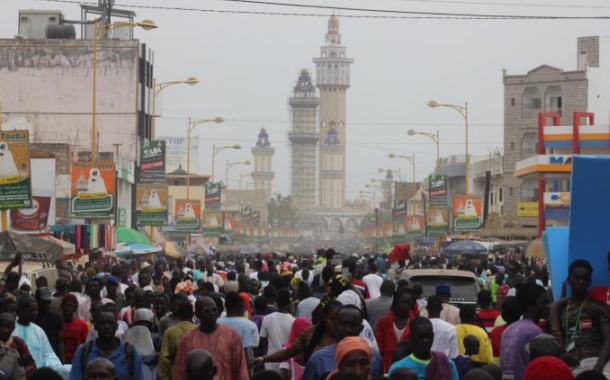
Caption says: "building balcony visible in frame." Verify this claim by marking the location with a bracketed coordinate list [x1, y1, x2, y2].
[251, 171, 275, 180]
[320, 169, 344, 177]
[288, 97, 320, 109]
[251, 146, 275, 155]
[472, 155, 503, 180]
[320, 144, 345, 151]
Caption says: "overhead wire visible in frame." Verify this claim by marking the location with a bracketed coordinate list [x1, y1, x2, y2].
[26, 0, 610, 19]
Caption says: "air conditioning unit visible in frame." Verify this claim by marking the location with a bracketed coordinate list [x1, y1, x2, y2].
[18, 10, 64, 39]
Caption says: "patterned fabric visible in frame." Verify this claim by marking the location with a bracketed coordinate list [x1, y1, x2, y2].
[560, 298, 610, 362]
[172, 324, 248, 380]
[7, 336, 36, 377]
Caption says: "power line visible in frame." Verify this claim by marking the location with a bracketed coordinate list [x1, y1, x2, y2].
[27, 0, 610, 19]
[377, 0, 610, 9]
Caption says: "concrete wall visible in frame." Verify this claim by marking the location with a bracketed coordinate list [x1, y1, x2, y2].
[0, 39, 141, 161]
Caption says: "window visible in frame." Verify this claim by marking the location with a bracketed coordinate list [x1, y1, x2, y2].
[532, 98, 542, 109]
[509, 188, 513, 196]
[499, 188, 503, 202]
[510, 142, 514, 151]
[511, 98, 515, 106]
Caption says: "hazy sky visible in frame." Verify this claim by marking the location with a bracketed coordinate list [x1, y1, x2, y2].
[2, 0, 609, 203]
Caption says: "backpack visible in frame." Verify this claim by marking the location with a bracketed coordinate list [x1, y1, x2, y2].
[81, 340, 135, 376]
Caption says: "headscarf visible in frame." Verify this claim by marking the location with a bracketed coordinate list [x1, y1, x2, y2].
[523, 356, 574, 380]
[61, 294, 79, 307]
[336, 336, 372, 366]
[290, 276, 303, 290]
[288, 317, 312, 363]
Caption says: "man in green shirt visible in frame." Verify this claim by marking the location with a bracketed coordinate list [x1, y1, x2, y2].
[159, 299, 197, 380]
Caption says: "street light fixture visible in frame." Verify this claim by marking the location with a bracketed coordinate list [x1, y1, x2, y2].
[186, 117, 224, 200]
[91, 18, 157, 160]
[151, 76, 199, 139]
[407, 130, 441, 175]
[212, 144, 242, 182]
[427, 100, 469, 193]
[225, 160, 251, 212]
[388, 153, 416, 183]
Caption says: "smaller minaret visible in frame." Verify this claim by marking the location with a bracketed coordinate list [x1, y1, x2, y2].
[251, 127, 275, 202]
[382, 169, 394, 210]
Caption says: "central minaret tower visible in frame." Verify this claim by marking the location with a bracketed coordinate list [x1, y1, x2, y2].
[314, 14, 353, 209]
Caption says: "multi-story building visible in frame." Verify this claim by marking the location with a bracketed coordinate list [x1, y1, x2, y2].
[314, 14, 353, 209]
[502, 36, 610, 229]
[251, 127, 275, 202]
[0, 8, 154, 227]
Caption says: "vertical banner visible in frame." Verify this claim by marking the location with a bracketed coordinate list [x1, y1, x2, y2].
[202, 210, 223, 236]
[392, 200, 407, 221]
[10, 157, 56, 232]
[174, 199, 201, 232]
[137, 140, 168, 226]
[0, 130, 32, 210]
[426, 205, 449, 236]
[429, 175, 448, 204]
[405, 215, 425, 239]
[241, 206, 251, 224]
[71, 161, 115, 218]
[453, 194, 482, 232]
[251, 210, 260, 225]
[223, 211, 238, 238]
[205, 182, 222, 210]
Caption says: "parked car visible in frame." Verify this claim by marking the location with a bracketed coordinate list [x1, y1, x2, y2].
[403, 268, 481, 307]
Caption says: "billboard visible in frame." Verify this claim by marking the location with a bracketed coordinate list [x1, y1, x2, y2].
[395, 182, 418, 202]
[157, 136, 199, 174]
[202, 210, 223, 236]
[405, 215, 425, 239]
[517, 202, 539, 217]
[544, 192, 570, 218]
[174, 199, 200, 231]
[205, 182, 222, 210]
[251, 210, 260, 225]
[136, 140, 168, 226]
[426, 205, 449, 236]
[392, 200, 407, 221]
[71, 161, 115, 218]
[0, 130, 32, 210]
[429, 175, 448, 204]
[453, 194, 482, 232]
[241, 206, 251, 223]
[136, 183, 169, 226]
[10, 157, 56, 232]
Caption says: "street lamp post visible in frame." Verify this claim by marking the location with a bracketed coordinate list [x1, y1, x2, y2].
[151, 77, 199, 139]
[238, 172, 251, 211]
[212, 144, 242, 183]
[407, 130, 441, 175]
[427, 100, 469, 193]
[186, 117, 224, 200]
[225, 160, 251, 212]
[91, 18, 157, 160]
[388, 153, 416, 183]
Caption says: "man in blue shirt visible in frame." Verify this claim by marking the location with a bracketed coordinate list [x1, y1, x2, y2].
[70, 311, 144, 380]
[218, 292, 259, 361]
[302, 305, 383, 380]
[389, 317, 459, 380]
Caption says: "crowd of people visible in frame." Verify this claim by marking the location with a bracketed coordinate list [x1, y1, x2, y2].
[0, 246, 608, 380]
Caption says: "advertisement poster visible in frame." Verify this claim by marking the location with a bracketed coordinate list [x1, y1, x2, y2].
[157, 136, 199, 173]
[453, 194, 482, 232]
[544, 192, 570, 218]
[174, 199, 200, 231]
[224, 211, 238, 237]
[0, 130, 32, 210]
[517, 202, 539, 217]
[139, 140, 166, 182]
[205, 182, 222, 210]
[202, 210, 223, 236]
[426, 205, 449, 236]
[71, 161, 115, 218]
[429, 175, 448, 204]
[241, 206, 251, 224]
[392, 200, 407, 221]
[136, 183, 169, 226]
[405, 215, 425, 239]
[10, 157, 56, 232]
[137, 140, 168, 226]
[251, 210, 260, 225]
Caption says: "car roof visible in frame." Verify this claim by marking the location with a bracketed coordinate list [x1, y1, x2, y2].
[405, 268, 478, 279]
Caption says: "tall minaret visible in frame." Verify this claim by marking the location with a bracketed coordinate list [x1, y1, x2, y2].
[314, 14, 353, 209]
[288, 69, 319, 210]
[251, 127, 275, 201]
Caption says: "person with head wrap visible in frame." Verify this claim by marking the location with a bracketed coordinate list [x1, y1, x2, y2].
[325, 336, 373, 380]
[523, 356, 574, 380]
[278, 317, 312, 380]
